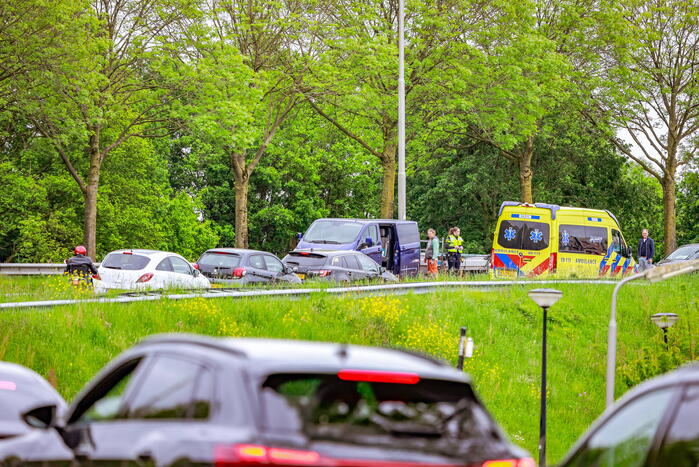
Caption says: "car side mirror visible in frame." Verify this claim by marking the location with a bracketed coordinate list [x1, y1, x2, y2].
[22, 404, 57, 430]
[193, 268, 201, 277]
[365, 237, 373, 247]
[379, 266, 386, 274]
[284, 266, 294, 274]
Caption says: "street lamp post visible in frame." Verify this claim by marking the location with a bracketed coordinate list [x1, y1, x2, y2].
[651, 312, 679, 347]
[397, 0, 406, 220]
[528, 288, 563, 467]
[606, 258, 699, 408]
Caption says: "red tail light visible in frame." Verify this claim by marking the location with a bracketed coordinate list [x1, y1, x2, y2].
[215, 444, 322, 466]
[338, 369, 420, 384]
[193, 263, 200, 270]
[232, 267, 246, 278]
[550, 252, 557, 273]
[92, 273, 101, 280]
[318, 270, 332, 277]
[123, 251, 133, 255]
[136, 273, 153, 283]
[483, 459, 536, 467]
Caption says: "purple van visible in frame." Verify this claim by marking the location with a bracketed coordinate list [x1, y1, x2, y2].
[295, 218, 421, 276]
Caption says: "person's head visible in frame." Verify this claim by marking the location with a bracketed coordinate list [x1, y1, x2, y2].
[74, 245, 87, 255]
[642, 229, 649, 239]
[452, 227, 460, 236]
[427, 228, 436, 239]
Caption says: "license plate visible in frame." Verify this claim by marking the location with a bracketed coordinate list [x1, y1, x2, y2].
[295, 273, 306, 280]
[497, 269, 518, 278]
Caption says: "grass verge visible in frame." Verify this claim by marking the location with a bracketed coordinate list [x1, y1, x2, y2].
[0, 276, 697, 463]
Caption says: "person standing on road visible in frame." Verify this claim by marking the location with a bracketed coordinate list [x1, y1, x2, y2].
[65, 245, 98, 284]
[425, 228, 440, 276]
[445, 227, 464, 274]
[637, 229, 655, 272]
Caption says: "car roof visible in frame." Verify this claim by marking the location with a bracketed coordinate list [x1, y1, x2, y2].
[203, 248, 273, 255]
[105, 249, 168, 256]
[137, 334, 468, 382]
[289, 250, 362, 257]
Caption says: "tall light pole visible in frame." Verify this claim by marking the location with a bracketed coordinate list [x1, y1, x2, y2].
[606, 258, 699, 408]
[397, 0, 406, 220]
[528, 288, 563, 467]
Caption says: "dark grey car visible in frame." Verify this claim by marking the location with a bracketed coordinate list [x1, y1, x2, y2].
[0, 334, 532, 466]
[0, 362, 66, 440]
[196, 248, 301, 285]
[657, 243, 699, 266]
[282, 250, 399, 283]
[558, 363, 699, 467]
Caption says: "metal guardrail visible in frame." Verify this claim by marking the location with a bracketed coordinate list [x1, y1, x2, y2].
[0, 263, 102, 275]
[0, 279, 619, 310]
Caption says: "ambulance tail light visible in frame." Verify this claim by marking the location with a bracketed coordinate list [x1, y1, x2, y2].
[550, 252, 557, 273]
[490, 248, 495, 269]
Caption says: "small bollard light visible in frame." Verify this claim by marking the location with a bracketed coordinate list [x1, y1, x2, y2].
[651, 313, 679, 347]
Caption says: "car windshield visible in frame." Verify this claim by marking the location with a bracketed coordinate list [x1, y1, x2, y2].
[283, 253, 328, 267]
[303, 221, 363, 244]
[198, 252, 241, 268]
[260, 374, 502, 456]
[102, 253, 151, 270]
[666, 245, 698, 260]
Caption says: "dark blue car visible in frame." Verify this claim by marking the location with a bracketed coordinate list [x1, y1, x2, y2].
[296, 218, 421, 277]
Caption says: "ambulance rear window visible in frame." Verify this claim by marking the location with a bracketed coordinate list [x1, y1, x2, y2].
[559, 225, 608, 255]
[497, 221, 550, 251]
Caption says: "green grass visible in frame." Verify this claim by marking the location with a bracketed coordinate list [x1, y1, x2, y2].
[0, 275, 697, 464]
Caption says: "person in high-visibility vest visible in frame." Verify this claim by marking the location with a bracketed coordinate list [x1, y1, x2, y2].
[445, 227, 464, 273]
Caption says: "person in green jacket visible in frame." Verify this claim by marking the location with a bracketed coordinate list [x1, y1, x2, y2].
[445, 226, 464, 273]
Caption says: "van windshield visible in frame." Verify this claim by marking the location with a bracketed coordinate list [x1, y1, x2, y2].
[303, 221, 363, 244]
[497, 220, 550, 251]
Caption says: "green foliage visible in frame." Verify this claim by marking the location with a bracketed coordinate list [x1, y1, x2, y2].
[678, 171, 699, 244]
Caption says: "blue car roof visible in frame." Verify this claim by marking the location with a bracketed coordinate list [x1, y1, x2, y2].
[313, 218, 417, 224]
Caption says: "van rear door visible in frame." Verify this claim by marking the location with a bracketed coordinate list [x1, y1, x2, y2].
[492, 208, 554, 277]
[395, 222, 421, 276]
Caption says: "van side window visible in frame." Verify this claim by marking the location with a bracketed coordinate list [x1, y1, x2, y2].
[364, 225, 380, 245]
[396, 224, 420, 244]
[559, 225, 608, 255]
[498, 221, 550, 251]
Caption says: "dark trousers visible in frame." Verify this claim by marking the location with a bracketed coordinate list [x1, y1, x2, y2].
[447, 253, 462, 272]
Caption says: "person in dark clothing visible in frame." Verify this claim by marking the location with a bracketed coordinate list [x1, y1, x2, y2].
[637, 229, 655, 272]
[66, 245, 98, 284]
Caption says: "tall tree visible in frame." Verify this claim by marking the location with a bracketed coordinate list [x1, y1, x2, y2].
[12, 0, 194, 258]
[436, 0, 585, 203]
[301, 0, 475, 218]
[582, 0, 699, 255]
[187, 0, 312, 247]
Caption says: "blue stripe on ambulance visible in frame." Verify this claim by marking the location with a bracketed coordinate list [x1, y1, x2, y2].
[610, 253, 622, 274]
[599, 245, 614, 273]
[622, 257, 631, 272]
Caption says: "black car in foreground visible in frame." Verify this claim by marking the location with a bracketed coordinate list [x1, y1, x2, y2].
[196, 248, 301, 285]
[282, 250, 399, 283]
[558, 363, 699, 467]
[0, 362, 66, 440]
[0, 335, 532, 466]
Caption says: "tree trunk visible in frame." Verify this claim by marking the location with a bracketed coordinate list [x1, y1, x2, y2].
[380, 142, 397, 218]
[518, 137, 534, 204]
[234, 172, 249, 248]
[661, 174, 677, 256]
[83, 164, 100, 260]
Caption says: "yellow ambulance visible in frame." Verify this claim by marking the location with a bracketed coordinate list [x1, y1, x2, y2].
[490, 201, 637, 278]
